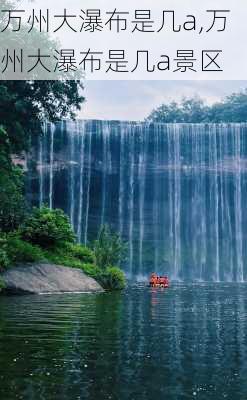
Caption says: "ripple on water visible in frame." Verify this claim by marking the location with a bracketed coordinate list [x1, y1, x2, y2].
[0, 284, 247, 399]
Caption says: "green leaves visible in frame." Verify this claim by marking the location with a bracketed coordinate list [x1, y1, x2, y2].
[0, 165, 26, 232]
[99, 266, 126, 290]
[1, 233, 44, 266]
[92, 225, 126, 270]
[147, 90, 247, 123]
[21, 206, 76, 249]
[0, 2, 85, 235]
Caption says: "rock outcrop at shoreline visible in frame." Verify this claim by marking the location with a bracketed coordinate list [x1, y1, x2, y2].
[1, 263, 104, 295]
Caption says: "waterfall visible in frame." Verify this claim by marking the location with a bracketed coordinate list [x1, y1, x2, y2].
[32, 121, 247, 282]
[173, 125, 182, 280]
[69, 120, 76, 230]
[138, 124, 147, 277]
[234, 125, 244, 282]
[38, 124, 45, 207]
[128, 126, 135, 276]
[154, 126, 160, 273]
[49, 124, 55, 210]
[119, 122, 125, 238]
[100, 122, 112, 228]
[84, 129, 92, 245]
[77, 121, 85, 243]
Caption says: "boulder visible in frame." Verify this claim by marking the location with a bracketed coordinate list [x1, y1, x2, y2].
[1, 263, 104, 295]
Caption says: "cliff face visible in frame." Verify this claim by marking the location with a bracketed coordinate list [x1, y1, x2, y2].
[26, 120, 247, 281]
[2, 263, 104, 295]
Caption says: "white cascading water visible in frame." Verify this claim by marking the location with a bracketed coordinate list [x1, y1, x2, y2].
[34, 120, 246, 281]
[77, 121, 86, 243]
[101, 122, 112, 228]
[38, 124, 45, 207]
[48, 124, 55, 210]
[83, 128, 92, 245]
[234, 125, 244, 282]
[119, 122, 125, 239]
[69, 120, 76, 231]
[128, 126, 135, 276]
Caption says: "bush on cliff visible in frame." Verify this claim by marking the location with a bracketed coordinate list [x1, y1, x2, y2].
[21, 207, 76, 248]
[5, 234, 44, 265]
[67, 243, 95, 264]
[0, 208, 126, 291]
[0, 233, 44, 268]
[43, 246, 126, 289]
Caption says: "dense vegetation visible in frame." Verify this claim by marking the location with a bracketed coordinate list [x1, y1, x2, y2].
[0, 0, 84, 232]
[147, 91, 247, 123]
[0, 0, 126, 291]
[0, 79, 84, 232]
[0, 207, 126, 290]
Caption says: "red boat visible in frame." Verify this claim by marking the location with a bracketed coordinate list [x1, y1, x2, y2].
[149, 273, 169, 288]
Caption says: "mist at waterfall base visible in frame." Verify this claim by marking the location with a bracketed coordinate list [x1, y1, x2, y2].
[27, 120, 247, 282]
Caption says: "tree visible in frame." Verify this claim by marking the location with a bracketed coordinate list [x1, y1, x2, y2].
[21, 207, 76, 248]
[93, 225, 126, 270]
[147, 90, 247, 123]
[209, 90, 247, 122]
[0, 126, 26, 232]
[147, 97, 209, 123]
[0, 1, 84, 155]
[0, 80, 84, 155]
[0, 1, 85, 232]
[0, 165, 26, 233]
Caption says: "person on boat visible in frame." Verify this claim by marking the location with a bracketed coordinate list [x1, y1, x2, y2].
[149, 273, 158, 287]
[154, 276, 159, 286]
[164, 276, 169, 287]
[159, 276, 166, 287]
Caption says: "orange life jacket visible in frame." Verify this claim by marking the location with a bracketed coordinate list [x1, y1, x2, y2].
[150, 274, 157, 285]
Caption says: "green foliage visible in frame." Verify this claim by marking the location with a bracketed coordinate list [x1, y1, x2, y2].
[44, 251, 83, 269]
[0, 164, 26, 232]
[43, 248, 104, 283]
[0, 277, 6, 292]
[68, 244, 95, 264]
[0, 208, 126, 291]
[0, 1, 85, 236]
[99, 266, 126, 290]
[43, 238, 126, 290]
[209, 90, 247, 122]
[147, 90, 247, 123]
[0, 81, 84, 233]
[21, 207, 76, 249]
[0, 80, 84, 154]
[0, 0, 84, 156]
[0, 248, 10, 270]
[77, 263, 102, 279]
[93, 225, 126, 270]
[1, 234, 44, 266]
[147, 97, 208, 123]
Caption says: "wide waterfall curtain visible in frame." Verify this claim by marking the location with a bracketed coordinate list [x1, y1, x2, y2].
[28, 121, 247, 282]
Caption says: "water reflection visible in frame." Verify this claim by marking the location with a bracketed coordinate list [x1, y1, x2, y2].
[0, 285, 247, 399]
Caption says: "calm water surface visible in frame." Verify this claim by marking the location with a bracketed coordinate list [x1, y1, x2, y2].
[0, 284, 247, 400]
